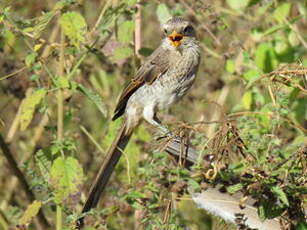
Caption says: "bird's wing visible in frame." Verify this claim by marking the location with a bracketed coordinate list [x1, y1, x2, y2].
[112, 45, 170, 120]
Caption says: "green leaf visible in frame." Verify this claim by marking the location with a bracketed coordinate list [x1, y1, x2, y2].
[19, 200, 42, 225]
[274, 3, 291, 23]
[243, 69, 260, 81]
[77, 84, 107, 117]
[188, 179, 201, 193]
[255, 43, 278, 73]
[55, 76, 70, 89]
[35, 149, 52, 182]
[3, 30, 16, 48]
[25, 52, 37, 67]
[113, 46, 133, 60]
[138, 47, 154, 57]
[30, 74, 40, 81]
[227, 183, 243, 194]
[126, 0, 137, 6]
[274, 40, 289, 55]
[226, 0, 250, 10]
[288, 30, 300, 46]
[258, 200, 284, 220]
[50, 156, 84, 204]
[296, 222, 307, 230]
[258, 204, 266, 220]
[118, 21, 135, 44]
[225, 59, 235, 73]
[242, 91, 253, 110]
[20, 89, 46, 131]
[271, 186, 289, 206]
[60, 11, 87, 47]
[156, 4, 172, 24]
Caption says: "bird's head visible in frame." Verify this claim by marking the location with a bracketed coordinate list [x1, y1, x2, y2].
[162, 17, 196, 49]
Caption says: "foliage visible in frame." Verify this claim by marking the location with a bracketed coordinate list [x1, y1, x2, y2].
[0, 0, 306, 230]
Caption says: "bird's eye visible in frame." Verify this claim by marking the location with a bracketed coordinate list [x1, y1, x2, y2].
[164, 29, 168, 34]
[183, 25, 192, 34]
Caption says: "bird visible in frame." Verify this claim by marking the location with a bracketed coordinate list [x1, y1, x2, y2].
[76, 16, 200, 228]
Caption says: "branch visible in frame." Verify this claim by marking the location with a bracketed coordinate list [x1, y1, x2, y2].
[0, 133, 49, 229]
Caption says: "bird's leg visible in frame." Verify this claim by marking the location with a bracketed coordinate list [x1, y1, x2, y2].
[143, 106, 171, 136]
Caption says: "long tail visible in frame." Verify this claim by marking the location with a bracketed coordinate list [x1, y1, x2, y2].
[76, 121, 132, 229]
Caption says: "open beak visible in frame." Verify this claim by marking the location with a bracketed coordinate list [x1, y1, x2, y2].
[168, 30, 183, 48]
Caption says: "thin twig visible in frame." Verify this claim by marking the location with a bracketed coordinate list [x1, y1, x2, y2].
[0, 67, 27, 81]
[91, 0, 113, 33]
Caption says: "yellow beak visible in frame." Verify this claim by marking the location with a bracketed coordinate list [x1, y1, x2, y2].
[168, 30, 183, 48]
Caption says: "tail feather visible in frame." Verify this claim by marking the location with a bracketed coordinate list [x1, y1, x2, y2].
[192, 188, 281, 230]
[76, 121, 132, 228]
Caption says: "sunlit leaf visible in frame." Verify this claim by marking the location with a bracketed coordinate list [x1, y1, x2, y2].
[273, 3, 291, 23]
[60, 11, 87, 47]
[34, 43, 43, 51]
[255, 43, 278, 73]
[77, 84, 107, 117]
[243, 69, 260, 81]
[225, 59, 235, 73]
[55, 76, 70, 89]
[118, 21, 135, 44]
[50, 156, 84, 204]
[156, 4, 172, 24]
[20, 89, 46, 131]
[242, 91, 253, 110]
[226, 0, 250, 10]
[19, 200, 42, 225]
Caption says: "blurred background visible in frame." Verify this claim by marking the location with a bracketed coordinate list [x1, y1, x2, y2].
[0, 0, 306, 229]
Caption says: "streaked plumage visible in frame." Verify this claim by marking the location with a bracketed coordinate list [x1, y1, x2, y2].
[113, 17, 200, 133]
